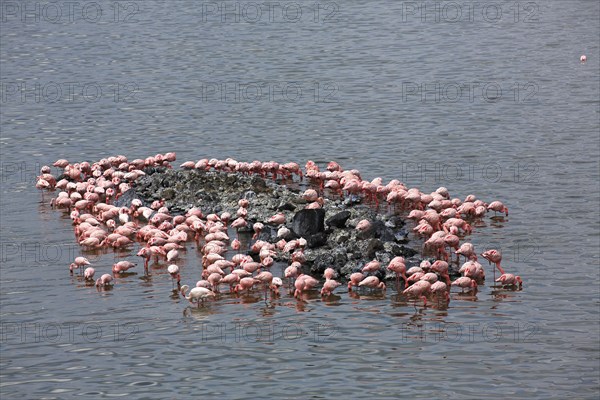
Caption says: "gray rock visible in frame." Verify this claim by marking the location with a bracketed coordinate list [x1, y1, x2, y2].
[132, 168, 419, 283]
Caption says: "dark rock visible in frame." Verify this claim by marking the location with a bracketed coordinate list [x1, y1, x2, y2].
[371, 220, 396, 242]
[350, 238, 383, 260]
[385, 215, 405, 229]
[277, 202, 296, 212]
[394, 229, 409, 243]
[383, 242, 407, 257]
[326, 210, 351, 228]
[291, 209, 325, 237]
[306, 232, 328, 248]
[400, 245, 418, 257]
[114, 188, 137, 207]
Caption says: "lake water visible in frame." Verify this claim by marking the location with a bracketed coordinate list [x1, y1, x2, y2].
[1, 0, 599, 398]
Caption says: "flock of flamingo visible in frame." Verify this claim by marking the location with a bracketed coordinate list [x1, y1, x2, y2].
[36, 152, 522, 308]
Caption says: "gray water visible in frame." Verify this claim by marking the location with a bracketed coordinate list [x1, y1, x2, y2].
[1, 0, 599, 398]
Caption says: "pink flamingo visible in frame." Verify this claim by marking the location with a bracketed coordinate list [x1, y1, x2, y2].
[451, 277, 478, 292]
[323, 268, 336, 280]
[221, 273, 240, 291]
[361, 260, 381, 273]
[430, 281, 449, 302]
[430, 260, 451, 285]
[83, 267, 95, 281]
[112, 261, 136, 274]
[167, 264, 181, 288]
[69, 256, 90, 273]
[285, 263, 300, 283]
[403, 280, 431, 306]
[456, 242, 477, 261]
[166, 249, 179, 262]
[234, 277, 256, 293]
[495, 274, 523, 288]
[321, 279, 341, 296]
[267, 213, 286, 225]
[347, 272, 364, 291]
[420, 272, 439, 283]
[254, 271, 274, 300]
[303, 189, 319, 202]
[207, 273, 222, 292]
[487, 201, 508, 216]
[252, 222, 264, 240]
[294, 274, 319, 298]
[481, 249, 506, 274]
[95, 274, 113, 287]
[386, 256, 407, 288]
[270, 277, 283, 295]
[355, 219, 371, 233]
[358, 276, 386, 291]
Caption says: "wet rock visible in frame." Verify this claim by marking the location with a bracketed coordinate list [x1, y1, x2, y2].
[326, 210, 351, 228]
[291, 209, 325, 237]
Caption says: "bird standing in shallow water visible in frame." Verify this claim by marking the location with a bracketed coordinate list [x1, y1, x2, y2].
[358, 276, 386, 292]
[386, 257, 407, 289]
[167, 264, 181, 289]
[84, 267, 95, 281]
[481, 249, 506, 275]
[487, 201, 508, 216]
[95, 274, 113, 288]
[321, 279, 341, 296]
[403, 280, 431, 306]
[347, 272, 364, 291]
[451, 277, 478, 292]
[180, 284, 216, 307]
[70, 256, 90, 273]
[495, 274, 523, 288]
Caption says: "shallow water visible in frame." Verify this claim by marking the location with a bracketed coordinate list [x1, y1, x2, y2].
[1, 0, 599, 398]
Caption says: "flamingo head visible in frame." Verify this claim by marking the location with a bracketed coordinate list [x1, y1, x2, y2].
[515, 276, 523, 286]
[180, 285, 189, 297]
